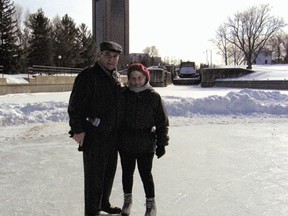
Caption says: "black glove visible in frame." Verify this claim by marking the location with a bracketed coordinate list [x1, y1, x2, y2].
[156, 146, 165, 159]
[68, 130, 74, 137]
[68, 130, 83, 152]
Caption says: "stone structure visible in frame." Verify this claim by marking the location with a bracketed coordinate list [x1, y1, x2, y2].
[201, 68, 252, 87]
[199, 67, 288, 90]
[0, 75, 129, 95]
[92, 0, 129, 69]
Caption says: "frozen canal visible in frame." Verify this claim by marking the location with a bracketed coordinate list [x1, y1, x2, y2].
[1, 116, 288, 216]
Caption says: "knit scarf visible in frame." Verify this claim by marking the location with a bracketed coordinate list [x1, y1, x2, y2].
[128, 81, 153, 93]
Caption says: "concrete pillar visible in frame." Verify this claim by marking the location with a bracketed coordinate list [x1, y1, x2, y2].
[92, 0, 129, 69]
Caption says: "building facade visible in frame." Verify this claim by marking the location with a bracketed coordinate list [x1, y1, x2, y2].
[253, 49, 272, 65]
[92, 0, 129, 69]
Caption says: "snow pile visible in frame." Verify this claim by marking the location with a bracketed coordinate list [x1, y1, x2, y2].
[1, 89, 288, 126]
[165, 89, 288, 116]
[0, 101, 68, 126]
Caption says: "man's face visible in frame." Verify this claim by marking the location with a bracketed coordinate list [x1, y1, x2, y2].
[99, 50, 120, 70]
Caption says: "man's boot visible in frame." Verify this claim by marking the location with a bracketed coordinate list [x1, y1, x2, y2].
[101, 203, 121, 214]
[144, 198, 156, 216]
[122, 193, 132, 215]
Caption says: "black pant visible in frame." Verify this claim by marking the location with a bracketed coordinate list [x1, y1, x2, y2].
[83, 135, 118, 215]
[120, 152, 155, 198]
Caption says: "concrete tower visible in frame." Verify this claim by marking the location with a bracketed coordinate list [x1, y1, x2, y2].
[92, 0, 129, 69]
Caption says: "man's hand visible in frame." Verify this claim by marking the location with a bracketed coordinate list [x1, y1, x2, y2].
[156, 146, 166, 159]
[73, 132, 86, 147]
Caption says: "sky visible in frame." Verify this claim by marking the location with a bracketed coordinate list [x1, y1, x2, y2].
[1, 66, 288, 215]
[13, 0, 288, 65]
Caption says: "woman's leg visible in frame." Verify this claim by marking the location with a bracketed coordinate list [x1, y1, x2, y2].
[137, 153, 155, 198]
[120, 152, 136, 194]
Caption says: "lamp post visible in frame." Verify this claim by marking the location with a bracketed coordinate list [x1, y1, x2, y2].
[205, 50, 213, 67]
[58, 55, 62, 67]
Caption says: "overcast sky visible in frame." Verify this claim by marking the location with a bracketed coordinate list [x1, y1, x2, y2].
[13, 0, 288, 64]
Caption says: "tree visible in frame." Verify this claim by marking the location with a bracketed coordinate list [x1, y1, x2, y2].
[280, 33, 288, 63]
[77, 23, 97, 68]
[13, 4, 29, 72]
[143, 45, 159, 57]
[266, 32, 285, 64]
[25, 9, 54, 66]
[0, 0, 20, 73]
[213, 24, 231, 65]
[53, 14, 82, 67]
[143, 45, 159, 66]
[219, 4, 286, 69]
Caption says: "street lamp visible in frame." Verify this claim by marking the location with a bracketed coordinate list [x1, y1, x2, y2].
[58, 55, 62, 67]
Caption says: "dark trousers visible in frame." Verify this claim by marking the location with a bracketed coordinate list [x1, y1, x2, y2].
[83, 137, 118, 215]
[120, 152, 155, 198]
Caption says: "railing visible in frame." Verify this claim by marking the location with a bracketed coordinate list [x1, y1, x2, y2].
[28, 65, 83, 76]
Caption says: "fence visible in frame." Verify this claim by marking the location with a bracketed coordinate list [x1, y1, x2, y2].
[28, 65, 83, 76]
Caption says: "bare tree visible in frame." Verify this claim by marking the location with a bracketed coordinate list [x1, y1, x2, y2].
[225, 4, 286, 69]
[143, 45, 159, 57]
[143, 45, 160, 66]
[267, 32, 285, 63]
[213, 24, 245, 66]
[281, 33, 288, 63]
[228, 44, 245, 65]
[213, 24, 231, 65]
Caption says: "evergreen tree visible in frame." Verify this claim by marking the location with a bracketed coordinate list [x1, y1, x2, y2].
[25, 9, 54, 66]
[17, 20, 30, 72]
[53, 14, 82, 67]
[13, 4, 29, 73]
[77, 23, 97, 68]
[0, 0, 20, 73]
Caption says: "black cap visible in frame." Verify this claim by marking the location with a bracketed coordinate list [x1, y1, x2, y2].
[100, 41, 123, 54]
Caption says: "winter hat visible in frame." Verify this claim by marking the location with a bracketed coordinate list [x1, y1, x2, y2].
[127, 63, 150, 81]
[100, 41, 123, 54]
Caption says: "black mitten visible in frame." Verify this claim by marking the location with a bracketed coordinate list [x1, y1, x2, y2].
[156, 146, 166, 159]
[68, 130, 74, 137]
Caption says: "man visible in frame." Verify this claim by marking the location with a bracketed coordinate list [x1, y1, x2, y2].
[68, 41, 123, 216]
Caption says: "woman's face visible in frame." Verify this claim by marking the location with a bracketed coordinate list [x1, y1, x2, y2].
[129, 71, 147, 87]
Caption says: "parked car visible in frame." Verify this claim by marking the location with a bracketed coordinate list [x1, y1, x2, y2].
[178, 61, 200, 78]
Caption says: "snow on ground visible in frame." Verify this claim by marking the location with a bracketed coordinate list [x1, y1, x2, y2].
[1, 73, 30, 84]
[1, 86, 288, 126]
[1, 65, 288, 215]
[246, 64, 288, 80]
[216, 64, 288, 80]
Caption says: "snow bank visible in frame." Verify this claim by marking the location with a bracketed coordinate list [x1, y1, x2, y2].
[1, 89, 288, 126]
[165, 89, 288, 116]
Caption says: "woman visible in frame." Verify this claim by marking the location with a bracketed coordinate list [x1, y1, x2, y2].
[118, 63, 169, 216]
